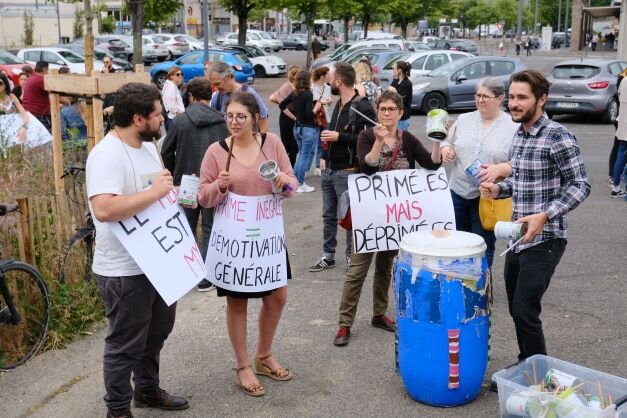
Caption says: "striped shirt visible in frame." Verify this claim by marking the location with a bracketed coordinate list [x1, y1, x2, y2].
[444, 110, 518, 199]
[497, 113, 590, 252]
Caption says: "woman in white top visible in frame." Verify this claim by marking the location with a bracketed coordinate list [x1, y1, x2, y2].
[161, 66, 185, 132]
[441, 77, 518, 267]
[311, 66, 332, 175]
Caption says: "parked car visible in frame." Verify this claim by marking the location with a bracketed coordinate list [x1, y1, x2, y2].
[310, 47, 394, 71]
[421, 36, 439, 45]
[220, 31, 276, 52]
[346, 38, 408, 53]
[69, 37, 128, 59]
[115, 35, 168, 64]
[0, 50, 32, 86]
[431, 39, 479, 55]
[278, 33, 308, 50]
[62, 44, 133, 72]
[148, 34, 190, 60]
[411, 56, 526, 113]
[546, 59, 627, 124]
[250, 30, 284, 52]
[222, 45, 286, 77]
[17, 47, 103, 73]
[175, 34, 211, 50]
[406, 41, 432, 52]
[150, 49, 255, 89]
[378, 50, 474, 90]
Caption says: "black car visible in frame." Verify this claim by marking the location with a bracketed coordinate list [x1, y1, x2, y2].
[431, 39, 479, 55]
[61, 44, 133, 72]
[277, 34, 329, 51]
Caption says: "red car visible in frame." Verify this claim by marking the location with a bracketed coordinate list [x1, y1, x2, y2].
[0, 50, 33, 86]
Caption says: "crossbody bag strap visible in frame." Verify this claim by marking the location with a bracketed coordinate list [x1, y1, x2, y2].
[385, 130, 403, 171]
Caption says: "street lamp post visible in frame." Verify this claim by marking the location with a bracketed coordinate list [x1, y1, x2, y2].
[534, 0, 539, 35]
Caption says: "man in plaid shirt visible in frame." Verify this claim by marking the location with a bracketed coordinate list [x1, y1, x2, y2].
[481, 70, 591, 362]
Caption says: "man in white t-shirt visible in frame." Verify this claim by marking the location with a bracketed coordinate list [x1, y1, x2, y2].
[86, 83, 189, 418]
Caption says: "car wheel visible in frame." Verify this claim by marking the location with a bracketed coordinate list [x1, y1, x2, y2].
[421, 92, 447, 114]
[296, 44, 304, 51]
[127, 53, 133, 63]
[157, 57, 166, 62]
[167, 51, 174, 61]
[603, 97, 618, 124]
[254, 65, 267, 77]
[154, 72, 168, 90]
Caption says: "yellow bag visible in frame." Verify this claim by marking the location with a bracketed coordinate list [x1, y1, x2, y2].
[479, 197, 512, 231]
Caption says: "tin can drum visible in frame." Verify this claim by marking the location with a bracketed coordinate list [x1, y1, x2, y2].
[394, 230, 489, 406]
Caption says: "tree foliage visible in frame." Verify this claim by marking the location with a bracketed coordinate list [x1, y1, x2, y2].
[73, 7, 84, 40]
[23, 10, 34, 46]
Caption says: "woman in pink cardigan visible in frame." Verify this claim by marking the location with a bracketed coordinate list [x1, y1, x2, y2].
[198, 91, 298, 397]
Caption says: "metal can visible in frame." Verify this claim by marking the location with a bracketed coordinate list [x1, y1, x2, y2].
[544, 368, 581, 392]
[178, 175, 199, 206]
[494, 221, 528, 240]
[506, 393, 544, 417]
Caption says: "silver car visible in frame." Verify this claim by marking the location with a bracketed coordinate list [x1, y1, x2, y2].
[546, 58, 627, 124]
[149, 34, 190, 60]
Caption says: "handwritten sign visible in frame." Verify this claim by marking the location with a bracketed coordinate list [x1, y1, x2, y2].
[205, 192, 287, 292]
[111, 190, 206, 306]
[348, 168, 456, 253]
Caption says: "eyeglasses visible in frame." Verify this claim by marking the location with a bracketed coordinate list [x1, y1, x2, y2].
[378, 107, 399, 113]
[174, 73, 182, 77]
[475, 94, 497, 101]
[224, 113, 248, 124]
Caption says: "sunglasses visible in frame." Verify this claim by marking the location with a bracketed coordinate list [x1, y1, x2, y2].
[174, 73, 182, 77]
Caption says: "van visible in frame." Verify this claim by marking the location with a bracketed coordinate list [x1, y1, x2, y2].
[347, 38, 408, 52]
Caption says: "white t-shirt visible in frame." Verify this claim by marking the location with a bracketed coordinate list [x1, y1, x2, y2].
[86, 134, 163, 276]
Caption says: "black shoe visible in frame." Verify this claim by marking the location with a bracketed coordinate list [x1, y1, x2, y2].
[610, 190, 625, 198]
[197, 279, 215, 292]
[371, 315, 396, 332]
[133, 386, 189, 411]
[309, 257, 336, 272]
[106, 410, 133, 418]
[333, 326, 350, 346]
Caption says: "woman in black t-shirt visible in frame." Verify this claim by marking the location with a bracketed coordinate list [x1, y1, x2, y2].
[389, 61, 412, 131]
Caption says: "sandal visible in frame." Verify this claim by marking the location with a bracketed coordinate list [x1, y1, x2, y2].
[254, 354, 293, 381]
[233, 365, 265, 397]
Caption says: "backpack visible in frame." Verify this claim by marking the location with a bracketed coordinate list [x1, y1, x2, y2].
[361, 81, 379, 110]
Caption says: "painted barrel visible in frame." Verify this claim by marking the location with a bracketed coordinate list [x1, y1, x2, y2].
[394, 230, 489, 407]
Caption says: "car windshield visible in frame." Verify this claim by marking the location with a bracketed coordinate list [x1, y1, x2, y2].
[428, 60, 463, 77]
[247, 46, 265, 57]
[0, 50, 25, 64]
[233, 52, 251, 65]
[551, 65, 601, 79]
[57, 50, 85, 63]
[258, 32, 272, 39]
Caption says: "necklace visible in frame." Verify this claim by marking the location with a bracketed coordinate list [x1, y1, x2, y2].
[113, 128, 163, 192]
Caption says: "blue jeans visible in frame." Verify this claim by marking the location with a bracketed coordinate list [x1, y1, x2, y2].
[451, 190, 496, 268]
[314, 135, 323, 169]
[293, 124, 319, 184]
[611, 141, 627, 187]
[397, 118, 410, 131]
[321, 168, 352, 260]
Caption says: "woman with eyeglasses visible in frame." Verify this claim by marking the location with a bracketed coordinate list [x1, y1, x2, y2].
[198, 92, 298, 397]
[161, 66, 185, 132]
[440, 77, 518, 267]
[333, 91, 441, 347]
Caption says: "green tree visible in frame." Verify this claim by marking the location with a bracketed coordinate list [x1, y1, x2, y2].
[143, 0, 182, 27]
[73, 7, 84, 40]
[220, 0, 269, 45]
[22, 10, 34, 46]
[389, 0, 424, 39]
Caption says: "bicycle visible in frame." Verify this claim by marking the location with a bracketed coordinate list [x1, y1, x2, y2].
[57, 165, 95, 285]
[0, 203, 50, 370]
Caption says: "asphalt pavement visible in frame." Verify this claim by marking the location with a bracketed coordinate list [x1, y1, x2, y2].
[1, 48, 625, 418]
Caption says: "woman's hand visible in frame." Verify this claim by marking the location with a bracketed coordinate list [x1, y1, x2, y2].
[387, 86, 397, 93]
[17, 127, 27, 143]
[478, 164, 502, 183]
[479, 182, 499, 199]
[441, 146, 456, 162]
[373, 124, 387, 142]
[217, 170, 230, 193]
[274, 172, 292, 192]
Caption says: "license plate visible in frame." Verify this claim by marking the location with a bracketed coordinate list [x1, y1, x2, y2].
[557, 102, 578, 108]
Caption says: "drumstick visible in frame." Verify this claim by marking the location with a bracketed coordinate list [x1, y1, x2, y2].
[597, 381, 605, 409]
[532, 362, 538, 385]
[499, 237, 525, 257]
[349, 106, 379, 126]
[225, 137, 234, 172]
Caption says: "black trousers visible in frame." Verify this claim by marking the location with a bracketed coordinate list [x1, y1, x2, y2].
[95, 273, 177, 412]
[504, 239, 566, 361]
[279, 112, 298, 167]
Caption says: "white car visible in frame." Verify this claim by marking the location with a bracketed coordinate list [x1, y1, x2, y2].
[221, 32, 274, 51]
[175, 34, 213, 51]
[115, 35, 168, 63]
[148, 34, 190, 59]
[18, 47, 103, 73]
[248, 30, 283, 52]
[223, 45, 286, 77]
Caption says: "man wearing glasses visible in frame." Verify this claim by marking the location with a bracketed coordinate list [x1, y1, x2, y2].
[161, 66, 185, 132]
[206, 61, 269, 132]
[102, 57, 116, 74]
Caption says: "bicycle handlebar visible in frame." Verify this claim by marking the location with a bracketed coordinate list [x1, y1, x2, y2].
[0, 203, 18, 216]
[61, 165, 86, 179]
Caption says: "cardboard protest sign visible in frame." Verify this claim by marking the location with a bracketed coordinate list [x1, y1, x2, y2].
[110, 189, 206, 306]
[205, 192, 287, 292]
[348, 168, 456, 253]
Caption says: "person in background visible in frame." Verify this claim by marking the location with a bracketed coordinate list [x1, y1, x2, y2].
[311, 66, 333, 176]
[22, 61, 51, 132]
[354, 61, 379, 109]
[197, 92, 298, 398]
[269, 65, 301, 166]
[161, 66, 185, 132]
[102, 56, 116, 74]
[12, 72, 28, 103]
[311, 36, 322, 61]
[480, 70, 590, 367]
[611, 69, 627, 198]
[279, 70, 319, 193]
[60, 96, 87, 141]
[440, 77, 518, 267]
[0, 70, 14, 91]
[334, 91, 442, 347]
[388, 61, 412, 131]
[161, 77, 229, 292]
[58, 66, 71, 75]
[208, 61, 269, 132]
[0, 72, 29, 144]
[21, 65, 33, 78]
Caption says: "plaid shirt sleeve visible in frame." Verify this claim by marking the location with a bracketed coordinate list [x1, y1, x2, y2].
[544, 129, 591, 220]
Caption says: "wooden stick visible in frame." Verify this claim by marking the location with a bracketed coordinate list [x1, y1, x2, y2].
[225, 136, 234, 172]
[597, 381, 605, 409]
[532, 362, 538, 385]
[608, 393, 613, 406]
[540, 380, 545, 392]
[523, 371, 534, 386]
[571, 383, 584, 391]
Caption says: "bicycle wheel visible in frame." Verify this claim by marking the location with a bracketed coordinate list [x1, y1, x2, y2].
[58, 227, 95, 285]
[0, 261, 50, 370]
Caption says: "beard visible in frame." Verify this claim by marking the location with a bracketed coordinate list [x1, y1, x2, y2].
[510, 106, 537, 124]
[139, 123, 161, 142]
[330, 84, 340, 95]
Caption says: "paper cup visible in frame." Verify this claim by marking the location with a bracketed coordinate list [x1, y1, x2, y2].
[505, 393, 543, 417]
[544, 369, 581, 392]
[494, 221, 526, 240]
[178, 175, 199, 206]
[426, 109, 449, 141]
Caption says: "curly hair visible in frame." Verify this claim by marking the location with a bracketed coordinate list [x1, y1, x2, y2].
[112, 83, 162, 128]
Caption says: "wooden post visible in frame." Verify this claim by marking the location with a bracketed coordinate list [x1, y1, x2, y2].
[50, 92, 64, 194]
[85, 97, 95, 151]
[93, 96, 104, 145]
[16, 197, 35, 265]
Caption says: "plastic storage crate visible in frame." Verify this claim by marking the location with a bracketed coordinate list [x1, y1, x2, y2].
[492, 355, 627, 418]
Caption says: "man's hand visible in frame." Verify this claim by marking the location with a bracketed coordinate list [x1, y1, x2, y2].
[320, 159, 326, 170]
[478, 164, 502, 183]
[151, 170, 174, 199]
[320, 130, 339, 142]
[517, 213, 549, 243]
[217, 170, 231, 192]
[479, 181, 500, 199]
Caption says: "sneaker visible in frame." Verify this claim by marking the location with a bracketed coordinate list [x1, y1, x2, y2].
[610, 190, 625, 198]
[197, 279, 215, 292]
[371, 315, 396, 332]
[308, 257, 336, 272]
[333, 326, 351, 346]
[314, 168, 321, 176]
[296, 183, 315, 193]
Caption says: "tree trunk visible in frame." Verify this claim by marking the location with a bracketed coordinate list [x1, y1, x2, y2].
[400, 18, 408, 39]
[128, 0, 144, 66]
[362, 13, 370, 38]
[343, 16, 349, 44]
[238, 10, 247, 46]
